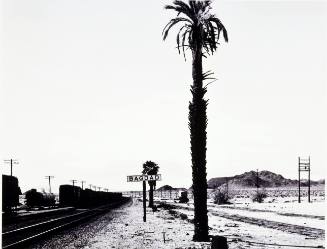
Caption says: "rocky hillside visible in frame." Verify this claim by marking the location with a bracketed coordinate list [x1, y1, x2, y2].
[157, 185, 187, 192]
[208, 170, 323, 189]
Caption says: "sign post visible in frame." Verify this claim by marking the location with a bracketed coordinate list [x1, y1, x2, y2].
[127, 174, 162, 222]
[143, 181, 146, 222]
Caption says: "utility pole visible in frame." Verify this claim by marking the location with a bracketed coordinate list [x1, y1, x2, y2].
[70, 179, 78, 205]
[298, 157, 301, 203]
[89, 184, 93, 190]
[256, 169, 259, 195]
[81, 180, 86, 190]
[298, 156, 311, 203]
[308, 157, 311, 203]
[4, 159, 19, 176]
[98, 187, 101, 192]
[70, 179, 78, 187]
[45, 176, 54, 194]
[225, 177, 229, 198]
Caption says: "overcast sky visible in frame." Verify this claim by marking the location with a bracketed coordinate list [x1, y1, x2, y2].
[1, 0, 326, 193]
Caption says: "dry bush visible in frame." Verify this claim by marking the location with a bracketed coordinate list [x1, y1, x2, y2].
[179, 191, 189, 203]
[252, 189, 267, 203]
[213, 189, 231, 205]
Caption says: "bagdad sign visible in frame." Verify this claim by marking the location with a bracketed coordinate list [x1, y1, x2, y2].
[127, 173, 161, 222]
[127, 174, 161, 182]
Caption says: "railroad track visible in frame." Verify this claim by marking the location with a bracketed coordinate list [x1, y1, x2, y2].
[157, 202, 325, 239]
[2, 198, 131, 249]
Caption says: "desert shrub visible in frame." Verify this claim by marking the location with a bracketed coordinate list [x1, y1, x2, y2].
[213, 189, 231, 205]
[252, 190, 267, 203]
[168, 209, 177, 215]
[179, 191, 189, 203]
[180, 213, 188, 220]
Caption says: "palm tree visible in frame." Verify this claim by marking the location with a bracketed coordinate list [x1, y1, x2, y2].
[163, 0, 228, 241]
[142, 161, 159, 208]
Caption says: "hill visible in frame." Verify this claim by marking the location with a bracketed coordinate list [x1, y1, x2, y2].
[208, 170, 323, 189]
[157, 185, 187, 192]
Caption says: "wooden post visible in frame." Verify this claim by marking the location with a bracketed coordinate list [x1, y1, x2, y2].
[162, 232, 166, 243]
[143, 181, 146, 222]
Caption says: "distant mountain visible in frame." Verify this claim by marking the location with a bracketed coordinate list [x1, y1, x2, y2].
[208, 170, 324, 189]
[157, 185, 173, 191]
[157, 185, 187, 192]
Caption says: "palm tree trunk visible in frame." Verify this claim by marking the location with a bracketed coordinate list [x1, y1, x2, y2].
[190, 43, 209, 242]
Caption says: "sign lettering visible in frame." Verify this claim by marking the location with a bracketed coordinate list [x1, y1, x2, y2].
[127, 174, 162, 182]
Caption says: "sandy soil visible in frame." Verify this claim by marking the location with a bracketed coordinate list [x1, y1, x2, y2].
[26, 199, 210, 249]
[26, 198, 325, 249]
[160, 200, 325, 249]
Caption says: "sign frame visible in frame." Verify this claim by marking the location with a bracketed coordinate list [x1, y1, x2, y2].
[127, 174, 161, 182]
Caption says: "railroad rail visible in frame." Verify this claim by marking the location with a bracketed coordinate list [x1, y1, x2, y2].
[156, 201, 325, 239]
[2, 198, 131, 249]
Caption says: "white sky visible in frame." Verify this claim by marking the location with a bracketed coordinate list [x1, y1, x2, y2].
[1, 0, 326, 193]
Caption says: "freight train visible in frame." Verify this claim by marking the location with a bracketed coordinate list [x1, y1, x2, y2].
[2, 174, 124, 212]
[2, 175, 22, 212]
[59, 184, 123, 208]
[25, 189, 56, 208]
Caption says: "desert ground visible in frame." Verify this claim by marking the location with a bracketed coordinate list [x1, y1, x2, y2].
[24, 187, 325, 249]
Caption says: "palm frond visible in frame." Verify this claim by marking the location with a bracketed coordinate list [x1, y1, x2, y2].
[181, 28, 190, 60]
[162, 17, 192, 40]
[176, 25, 189, 54]
[208, 16, 228, 43]
[163, 0, 228, 58]
[165, 1, 195, 20]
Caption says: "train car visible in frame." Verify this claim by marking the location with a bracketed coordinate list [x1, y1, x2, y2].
[25, 189, 56, 208]
[59, 185, 82, 207]
[59, 184, 125, 208]
[2, 175, 22, 212]
[80, 188, 95, 208]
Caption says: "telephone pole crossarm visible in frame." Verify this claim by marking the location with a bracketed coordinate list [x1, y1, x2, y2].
[4, 159, 19, 176]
